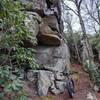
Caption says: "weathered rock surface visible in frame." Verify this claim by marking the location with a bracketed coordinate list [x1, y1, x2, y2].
[55, 81, 66, 92]
[37, 17, 61, 46]
[37, 30, 61, 46]
[35, 42, 70, 96]
[37, 33, 61, 46]
[20, 0, 71, 97]
[43, 15, 60, 32]
[55, 72, 65, 81]
[35, 42, 70, 73]
[38, 70, 53, 96]
[50, 83, 61, 95]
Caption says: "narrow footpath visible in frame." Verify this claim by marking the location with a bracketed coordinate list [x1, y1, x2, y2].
[33, 64, 100, 100]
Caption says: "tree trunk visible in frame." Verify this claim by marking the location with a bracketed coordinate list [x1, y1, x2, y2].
[77, 9, 94, 63]
[68, 21, 81, 63]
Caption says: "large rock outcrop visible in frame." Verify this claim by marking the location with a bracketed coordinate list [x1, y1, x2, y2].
[21, 0, 71, 96]
[35, 41, 70, 95]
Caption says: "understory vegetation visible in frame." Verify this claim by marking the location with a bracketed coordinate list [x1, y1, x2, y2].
[0, 0, 38, 99]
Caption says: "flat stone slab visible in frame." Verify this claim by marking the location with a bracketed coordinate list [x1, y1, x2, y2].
[38, 33, 61, 46]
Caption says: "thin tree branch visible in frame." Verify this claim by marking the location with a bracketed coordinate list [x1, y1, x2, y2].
[95, 2, 100, 24]
[63, 3, 78, 16]
[85, 3, 100, 26]
[79, 0, 83, 8]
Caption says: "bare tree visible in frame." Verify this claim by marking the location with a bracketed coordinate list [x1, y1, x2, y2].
[84, 0, 100, 62]
[63, 0, 94, 63]
[64, 12, 81, 63]
[85, 0, 100, 26]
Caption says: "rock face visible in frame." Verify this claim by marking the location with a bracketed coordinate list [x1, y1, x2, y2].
[38, 70, 54, 96]
[35, 42, 70, 95]
[35, 42, 70, 73]
[37, 15, 61, 46]
[43, 15, 60, 32]
[21, 0, 71, 96]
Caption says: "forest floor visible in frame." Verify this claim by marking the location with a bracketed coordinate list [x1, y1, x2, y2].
[32, 63, 100, 100]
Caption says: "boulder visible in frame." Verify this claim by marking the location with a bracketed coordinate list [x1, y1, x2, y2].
[35, 42, 71, 73]
[53, 59, 67, 72]
[50, 82, 61, 95]
[37, 71, 66, 95]
[37, 20, 61, 46]
[43, 15, 59, 32]
[55, 42, 70, 73]
[55, 81, 66, 92]
[35, 46, 53, 66]
[44, 42, 70, 73]
[37, 33, 61, 46]
[50, 80, 66, 95]
[37, 70, 54, 96]
[35, 42, 71, 95]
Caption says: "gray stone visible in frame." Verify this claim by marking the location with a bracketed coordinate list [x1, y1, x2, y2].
[35, 42, 71, 96]
[35, 42, 71, 73]
[50, 82, 61, 95]
[37, 33, 61, 46]
[53, 42, 70, 70]
[35, 47, 53, 66]
[55, 81, 66, 92]
[37, 70, 54, 96]
[37, 70, 66, 96]
[55, 72, 65, 80]
[38, 21, 61, 46]
[50, 80, 66, 95]
[42, 15, 60, 32]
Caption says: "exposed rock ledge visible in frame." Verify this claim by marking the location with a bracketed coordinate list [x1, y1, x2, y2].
[20, 0, 71, 96]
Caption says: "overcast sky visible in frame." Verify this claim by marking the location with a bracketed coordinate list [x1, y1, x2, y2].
[62, 0, 99, 35]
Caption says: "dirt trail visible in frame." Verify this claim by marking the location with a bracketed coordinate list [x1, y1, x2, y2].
[31, 64, 100, 100]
